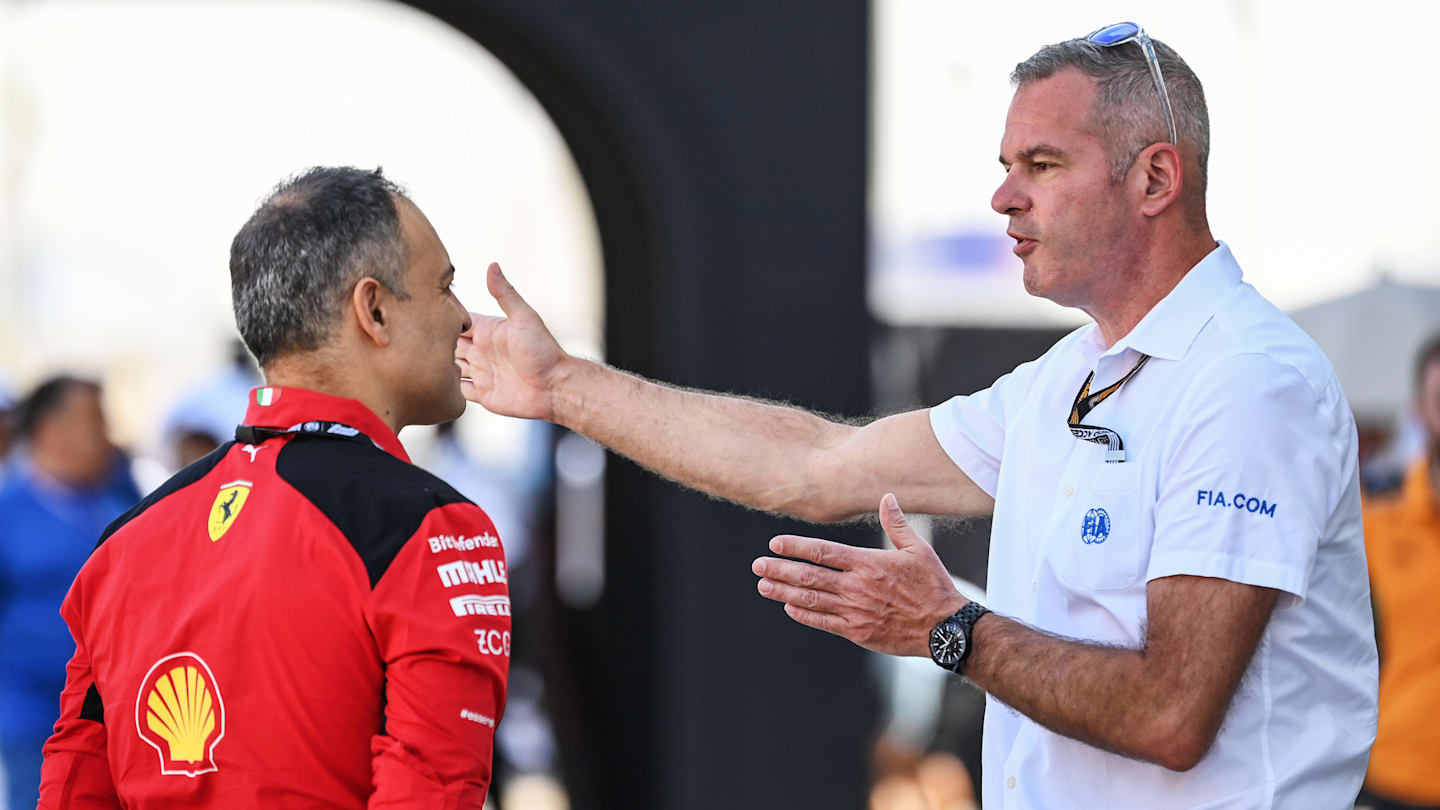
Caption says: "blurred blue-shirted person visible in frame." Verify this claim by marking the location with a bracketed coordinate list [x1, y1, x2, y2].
[0, 376, 140, 810]
[0, 374, 15, 477]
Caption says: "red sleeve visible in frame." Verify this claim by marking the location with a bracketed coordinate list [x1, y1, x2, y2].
[366, 502, 510, 809]
[38, 584, 120, 810]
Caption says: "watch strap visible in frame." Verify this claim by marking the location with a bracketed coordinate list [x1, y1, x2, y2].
[952, 601, 991, 674]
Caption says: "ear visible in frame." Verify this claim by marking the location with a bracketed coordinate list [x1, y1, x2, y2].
[349, 277, 393, 348]
[1137, 142, 1184, 218]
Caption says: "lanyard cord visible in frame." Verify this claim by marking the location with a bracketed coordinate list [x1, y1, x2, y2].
[1069, 354, 1151, 425]
[234, 420, 376, 448]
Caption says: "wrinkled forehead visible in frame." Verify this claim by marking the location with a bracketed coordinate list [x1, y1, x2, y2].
[1000, 69, 1102, 159]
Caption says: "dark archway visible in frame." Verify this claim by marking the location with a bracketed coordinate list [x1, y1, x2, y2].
[402, 3, 875, 808]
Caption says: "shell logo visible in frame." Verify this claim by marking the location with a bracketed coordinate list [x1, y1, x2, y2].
[135, 652, 225, 777]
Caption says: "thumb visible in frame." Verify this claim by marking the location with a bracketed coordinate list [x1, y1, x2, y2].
[487, 262, 537, 320]
[879, 493, 923, 550]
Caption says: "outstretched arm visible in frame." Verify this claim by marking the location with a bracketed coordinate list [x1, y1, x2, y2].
[753, 495, 1279, 771]
[456, 264, 993, 522]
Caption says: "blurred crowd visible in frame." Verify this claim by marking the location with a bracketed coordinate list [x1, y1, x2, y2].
[3, 334, 1440, 810]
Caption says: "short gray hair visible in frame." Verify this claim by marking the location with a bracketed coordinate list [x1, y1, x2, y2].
[1011, 35, 1210, 202]
[230, 166, 411, 366]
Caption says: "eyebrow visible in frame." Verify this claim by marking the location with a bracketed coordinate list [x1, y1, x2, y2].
[999, 144, 1070, 168]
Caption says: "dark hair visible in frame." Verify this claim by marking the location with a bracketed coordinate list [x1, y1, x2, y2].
[1416, 333, 1440, 391]
[1011, 34, 1210, 205]
[15, 376, 100, 439]
[229, 166, 412, 367]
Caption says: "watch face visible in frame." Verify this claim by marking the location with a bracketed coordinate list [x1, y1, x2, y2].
[929, 620, 967, 666]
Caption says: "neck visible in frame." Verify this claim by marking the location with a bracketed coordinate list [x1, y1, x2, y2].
[264, 352, 405, 435]
[1089, 227, 1218, 347]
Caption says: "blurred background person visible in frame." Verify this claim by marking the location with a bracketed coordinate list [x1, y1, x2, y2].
[156, 340, 259, 470]
[1359, 335, 1440, 810]
[0, 375, 140, 810]
[0, 376, 15, 478]
[867, 577, 984, 810]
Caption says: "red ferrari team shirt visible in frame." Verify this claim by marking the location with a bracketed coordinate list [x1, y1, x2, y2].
[38, 386, 510, 809]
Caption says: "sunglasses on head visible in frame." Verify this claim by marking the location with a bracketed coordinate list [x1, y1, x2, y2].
[1086, 21, 1178, 146]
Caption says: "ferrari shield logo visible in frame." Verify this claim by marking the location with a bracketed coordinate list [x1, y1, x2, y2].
[207, 480, 252, 542]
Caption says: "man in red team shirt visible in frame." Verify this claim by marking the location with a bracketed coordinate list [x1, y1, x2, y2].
[38, 167, 510, 808]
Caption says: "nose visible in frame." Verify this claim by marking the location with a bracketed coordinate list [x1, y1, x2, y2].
[453, 291, 473, 334]
[991, 170, 1029, 217]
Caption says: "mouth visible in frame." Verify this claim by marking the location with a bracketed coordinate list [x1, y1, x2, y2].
[1009, 231, 1038, 257]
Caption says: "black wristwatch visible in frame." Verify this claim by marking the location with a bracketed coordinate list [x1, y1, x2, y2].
[929, 601, 991, 674]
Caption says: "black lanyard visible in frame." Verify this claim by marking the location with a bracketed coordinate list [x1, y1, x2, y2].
[1067, 354, 1149, 462]
[235, 420, 375, 448]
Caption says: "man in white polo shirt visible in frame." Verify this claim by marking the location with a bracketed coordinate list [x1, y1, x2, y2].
[454, 23, 1377, 808]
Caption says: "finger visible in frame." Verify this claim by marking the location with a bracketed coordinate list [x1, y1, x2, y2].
[455, 354, 493, 403]
[755, 578, 849, 613]
[879, 493, 924, 550]
[460, 312, 483, 339]
[486, 263, 537, 320]
[453, 341, 489, 378]
[456, 315, 500, 361]
[782, 603, 849, 638]
[768, 534, 860, 571]
[752, 556, 844, 592]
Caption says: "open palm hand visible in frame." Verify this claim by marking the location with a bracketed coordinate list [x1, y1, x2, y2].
[456, 263, 568, 422]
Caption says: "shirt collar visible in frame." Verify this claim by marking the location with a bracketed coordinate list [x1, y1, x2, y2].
[241, 386, 410, 463]
[1080, 241, 1244, 364]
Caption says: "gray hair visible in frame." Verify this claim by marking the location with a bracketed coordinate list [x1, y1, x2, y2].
[1011, 35, 1210, 203]
[229, 166, 411, 367]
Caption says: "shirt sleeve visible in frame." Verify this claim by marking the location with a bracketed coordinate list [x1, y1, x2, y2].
[366, 502, 510, 809]
[38, 581, 121, 810]
[1147, 353, 1346, 604]
[928, 360, 1038, 498]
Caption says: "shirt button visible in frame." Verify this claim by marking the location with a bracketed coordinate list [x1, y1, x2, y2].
[1062, 484, 1074, 497]
[1031, 581, 1038, 593]
[1007, 776, 1016, 789]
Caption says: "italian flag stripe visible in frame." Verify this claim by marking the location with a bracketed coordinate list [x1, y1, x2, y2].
[256, 387, 277, 406]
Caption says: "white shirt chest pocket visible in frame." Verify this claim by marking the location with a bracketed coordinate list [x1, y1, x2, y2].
[1055, 462, 1149, 591]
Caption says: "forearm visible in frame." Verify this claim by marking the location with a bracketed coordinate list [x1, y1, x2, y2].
[551, 357, 856, 521]
[964, 614, 1201, 770]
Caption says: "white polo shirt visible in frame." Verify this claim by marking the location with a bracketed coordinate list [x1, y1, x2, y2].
[929, 243, 1378, 810]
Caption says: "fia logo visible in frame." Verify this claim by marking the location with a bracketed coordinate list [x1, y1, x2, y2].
[1081, 508, 1111, 545]
[207, 480, 252, 542]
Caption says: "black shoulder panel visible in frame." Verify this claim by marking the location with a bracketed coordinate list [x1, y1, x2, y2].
[96, 442, 235, 549]
[275, 435, 471, 588]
